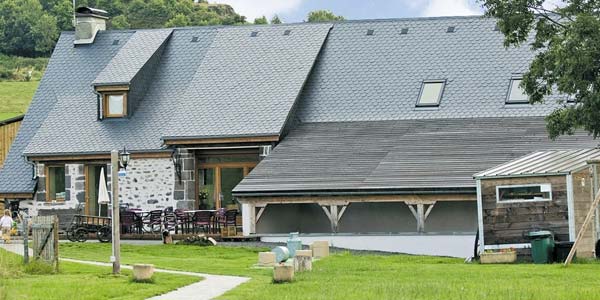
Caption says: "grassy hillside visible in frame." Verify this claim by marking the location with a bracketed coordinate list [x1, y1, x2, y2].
[0, 81, 39, 121]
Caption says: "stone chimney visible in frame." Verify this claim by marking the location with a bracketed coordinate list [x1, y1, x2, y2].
[74, 7, 109, 45]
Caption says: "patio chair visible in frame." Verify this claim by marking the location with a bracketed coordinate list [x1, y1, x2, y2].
[143, 210, 163, 234]
[120, 210, 140, 234]
[174, 209, 190, 234]
[163, 212, 178, 233]
[191, 211, 212, 234]
[164, 206, 174, 214]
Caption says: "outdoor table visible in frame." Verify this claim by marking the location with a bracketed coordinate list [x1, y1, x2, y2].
[184, 210, 217, 233]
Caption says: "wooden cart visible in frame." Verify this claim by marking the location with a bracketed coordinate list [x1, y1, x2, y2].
[65, 215, 112, 243]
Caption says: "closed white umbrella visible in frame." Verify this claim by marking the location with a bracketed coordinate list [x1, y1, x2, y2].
[98, 168, 110, 216]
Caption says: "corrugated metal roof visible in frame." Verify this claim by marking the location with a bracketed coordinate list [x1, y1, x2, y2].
[474, 148, 600, 179]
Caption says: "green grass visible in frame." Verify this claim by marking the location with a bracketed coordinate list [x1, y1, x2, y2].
[0, 81, 38, 121]
[0, 248, 199, 300]
[60, 243, 600, 300]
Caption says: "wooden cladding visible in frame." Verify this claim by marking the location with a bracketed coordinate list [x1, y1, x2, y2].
[481, 175, 570, 245]
[0, 118, 22, 167]
[238, 193, 476, 206]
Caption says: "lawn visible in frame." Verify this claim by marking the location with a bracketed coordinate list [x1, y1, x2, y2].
[0, 248, 199, 300]
[60, 243, 600, 300]
[0, 81, 38, 121]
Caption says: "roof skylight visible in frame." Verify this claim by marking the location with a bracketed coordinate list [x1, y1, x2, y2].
[507, 79, 528, 103]
[417, 81, 445, 107]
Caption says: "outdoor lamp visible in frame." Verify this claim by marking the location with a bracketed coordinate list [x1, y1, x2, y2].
[119, 146, 131, 170]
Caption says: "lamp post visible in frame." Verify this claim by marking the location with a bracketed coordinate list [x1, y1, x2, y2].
[111, 147, 130, 275]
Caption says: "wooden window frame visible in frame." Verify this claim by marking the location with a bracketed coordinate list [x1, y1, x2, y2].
[45, 164, 66, 202]
[195, 159, 258, 210]
[496, 183, 553, 203]
[102, 92, 128, 118]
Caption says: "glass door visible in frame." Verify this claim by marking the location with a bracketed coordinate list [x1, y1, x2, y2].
[86, 165, 108, 216]
[198, 168, 217, 210]
[220, 168, 244, 209]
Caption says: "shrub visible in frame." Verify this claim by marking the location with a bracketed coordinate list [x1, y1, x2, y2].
[176, 235, 216, 246]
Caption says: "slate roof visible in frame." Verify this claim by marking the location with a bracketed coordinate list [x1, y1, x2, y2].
[474, 148, 600, 179]
[2, 15, 598, 196]
[92, 29, 172, 86]
[164, 23, 332, 140]
[234, 117, 600, 195]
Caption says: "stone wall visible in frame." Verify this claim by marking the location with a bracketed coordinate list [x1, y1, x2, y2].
[173, 149, 196, 210]
[115, 158, 176, 210]
[23, 156, 191, 215]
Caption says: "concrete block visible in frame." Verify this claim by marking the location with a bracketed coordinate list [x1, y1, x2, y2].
[293, 255, 312, 272]
[132, 264, 154, 281]
[258, 252, 276, 267]
[310, 241, 330, 258]
[295, 250, 313, 257]
[273, 265, 294, 283]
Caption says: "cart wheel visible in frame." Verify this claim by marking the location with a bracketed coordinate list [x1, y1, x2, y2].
[97, 226, 111, 243]
[74, 228, 88, 242]
[66, 225, 78, 242]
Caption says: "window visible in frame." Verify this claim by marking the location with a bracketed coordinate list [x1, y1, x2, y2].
[496, 184, 552, 203]
[46, 165, 66, 202]
[507, 79, 528, 103]
[103, 92, 127, 118]
[417, 81, 445, 107]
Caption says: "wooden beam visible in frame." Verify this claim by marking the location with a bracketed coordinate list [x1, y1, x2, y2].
[94, 85, 130, 92]
[565, 189, 600, 266]
[29, 152, 172, 162]
[242, 194, 475, 205]
[0, 193, 33, 199]
[164, 135, 279, 145]
[405, 202, 435, 233]
[424, 202, 436, 220]
[338, 205, 348, 222]
[256, 205, 266, 222]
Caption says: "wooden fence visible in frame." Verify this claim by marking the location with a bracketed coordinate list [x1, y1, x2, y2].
[0, 115, 23, 167]
[31, 215, 59, 271]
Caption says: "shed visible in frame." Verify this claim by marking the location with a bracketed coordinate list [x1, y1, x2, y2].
[474, 148, 600, 258]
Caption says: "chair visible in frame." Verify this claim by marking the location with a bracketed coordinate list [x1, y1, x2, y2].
[218, 209, 237, 229]
[164, 206, 174, 214]
[143, 210, 163, 233]
[120, 210, 139, 234]
[174, 209, 190, 234]
[163, 213, 178, 233]
[192, 211, 212, 233]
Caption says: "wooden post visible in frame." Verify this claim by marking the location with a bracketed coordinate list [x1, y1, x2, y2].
[564, 189, 600, 266]
[53, 215, 59, 272]
[111, 150, 121, 274]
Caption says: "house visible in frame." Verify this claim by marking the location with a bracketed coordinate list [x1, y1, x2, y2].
[0, 114, 24, 211]
[0, 7, 598, 257]
[475, 149, 600, 258]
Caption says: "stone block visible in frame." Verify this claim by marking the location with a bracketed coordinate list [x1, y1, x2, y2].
[293, 255, 312, 272]
[310, 241, 329, 258]
[76, 191, 85, 203]
[174, 191, 185, 200]
[132, 264, 154, 281]
[295, 250, 313, 257]
[37, 192, 46, 202]
[258, 252, 276, 267]
[273, 265, 294, 283]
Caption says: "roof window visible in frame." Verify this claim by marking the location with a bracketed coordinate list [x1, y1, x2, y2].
[366, 29, 374, 36]
[283, 29, 291, 36]
[417, 80, 445, 107]
[447, 26, 456, 33]
[250, 31, 259, 37]
[400, 28, 409, 34]
[506, 78, 528, 104]
[191, 36, 199, 42]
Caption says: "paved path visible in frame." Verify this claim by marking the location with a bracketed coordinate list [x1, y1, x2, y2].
[1, 242, 250, 300]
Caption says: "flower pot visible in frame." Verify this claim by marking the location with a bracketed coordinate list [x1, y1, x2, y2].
[480, 252, 517, 264]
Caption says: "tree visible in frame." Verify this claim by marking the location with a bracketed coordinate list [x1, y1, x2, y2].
[0, 0, 59, 56]
[270, 15, 282, 24]
[481, 0, 600, 139]
[307, 10, 344, 22]
[166, 13, 190, 27]
[254, 16, 267, 25]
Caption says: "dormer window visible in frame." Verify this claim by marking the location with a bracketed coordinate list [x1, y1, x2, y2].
[506, 78, 528, 104]
[417, 80, 445, 107]
[103, 92, 127, 117]
[96, 85, 129, 119]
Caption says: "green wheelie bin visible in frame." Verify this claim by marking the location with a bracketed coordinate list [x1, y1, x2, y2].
[528, 231, 555, 264]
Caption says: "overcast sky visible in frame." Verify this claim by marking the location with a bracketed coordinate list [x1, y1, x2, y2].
[211, 0, 484, 22]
